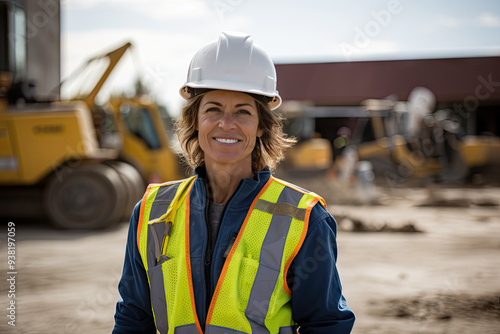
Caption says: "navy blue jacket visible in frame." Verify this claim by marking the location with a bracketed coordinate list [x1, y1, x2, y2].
[113, 168, 355, 333]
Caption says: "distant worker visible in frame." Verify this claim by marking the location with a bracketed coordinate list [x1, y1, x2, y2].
[333, 126, 352, 155]
[113, 32, 355, 334]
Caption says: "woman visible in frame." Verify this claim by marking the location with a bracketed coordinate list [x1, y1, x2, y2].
[113, 32, 355, 334]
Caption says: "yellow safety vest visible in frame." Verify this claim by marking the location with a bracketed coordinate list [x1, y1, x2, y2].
[137, 175, 325, 334]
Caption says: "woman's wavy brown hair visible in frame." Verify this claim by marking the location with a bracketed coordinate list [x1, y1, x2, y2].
[175, 92, 296, 173]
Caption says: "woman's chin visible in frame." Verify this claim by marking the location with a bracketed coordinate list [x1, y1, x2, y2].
[205, 155, 252, 170]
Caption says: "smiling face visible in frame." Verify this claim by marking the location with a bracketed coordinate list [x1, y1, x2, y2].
[197, 90, 263, 173]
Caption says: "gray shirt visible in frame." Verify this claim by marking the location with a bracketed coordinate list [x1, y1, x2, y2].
[207, 201, 226, 252]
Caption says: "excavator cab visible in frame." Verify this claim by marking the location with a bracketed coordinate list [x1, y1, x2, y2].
[60, 42, 182, 183]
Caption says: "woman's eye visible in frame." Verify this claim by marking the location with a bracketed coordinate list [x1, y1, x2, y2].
[237, 109, 251, 115]
[206, 107, 220, 113]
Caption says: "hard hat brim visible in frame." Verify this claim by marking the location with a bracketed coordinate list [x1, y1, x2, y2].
[179, 82, 281, 110]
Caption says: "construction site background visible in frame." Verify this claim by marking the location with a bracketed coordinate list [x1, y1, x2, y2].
[1, 1, 499, 333]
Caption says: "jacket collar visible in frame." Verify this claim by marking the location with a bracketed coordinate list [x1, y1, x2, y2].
[193, 166, 271, 209]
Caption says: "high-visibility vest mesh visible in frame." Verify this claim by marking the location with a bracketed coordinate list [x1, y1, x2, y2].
[138, 176, 323, 334]
[138, 177, 200, 333]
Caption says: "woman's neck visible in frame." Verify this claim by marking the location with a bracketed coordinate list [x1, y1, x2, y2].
[204, 162, 253, 204]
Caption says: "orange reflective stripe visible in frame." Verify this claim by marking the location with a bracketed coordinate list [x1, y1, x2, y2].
[137, 186, 154, 253]
[205, 176, 274, 324]
[283, 197, 318, 296]
[183, 181, 203, 334]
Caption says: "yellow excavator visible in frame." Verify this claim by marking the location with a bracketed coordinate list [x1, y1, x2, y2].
[335, 87, 500, 185]
[0, 6, 182, 228]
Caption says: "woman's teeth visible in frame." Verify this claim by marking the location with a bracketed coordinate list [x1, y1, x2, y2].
[215, 138, 238, 144]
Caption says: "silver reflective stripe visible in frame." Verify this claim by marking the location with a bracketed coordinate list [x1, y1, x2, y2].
[148, 263, 169, 334]
[205, 324, 247, 334]
[146, 182, 180, 334]
[146, 183, 179, 269]
[279, 326, 294, 334]
[147, 221, 172, 268]
[174, 323, 199, 333]
[149, 224, 162, 260]
[246, 186, 304, 333]
[255, 200, 306, 221]
[150, 183, 180, 220]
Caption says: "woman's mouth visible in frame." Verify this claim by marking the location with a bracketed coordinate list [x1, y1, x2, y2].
[214, 137, 239, 144]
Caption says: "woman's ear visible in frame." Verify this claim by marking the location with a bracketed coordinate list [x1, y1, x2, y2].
[257, 127, 264, 137]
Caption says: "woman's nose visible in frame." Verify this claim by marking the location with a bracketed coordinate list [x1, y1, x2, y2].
[218, 112, 236, 129]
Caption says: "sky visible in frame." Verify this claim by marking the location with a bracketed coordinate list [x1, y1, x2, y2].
[61, 0, 500, 116]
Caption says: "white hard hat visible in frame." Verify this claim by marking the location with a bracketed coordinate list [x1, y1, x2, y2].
[179, 31, 282, 110]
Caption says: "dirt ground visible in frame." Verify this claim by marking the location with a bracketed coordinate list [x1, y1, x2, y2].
[1, 180, 500, 334]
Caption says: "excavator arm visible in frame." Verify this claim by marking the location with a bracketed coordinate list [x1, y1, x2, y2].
[82, 42, 132, 109]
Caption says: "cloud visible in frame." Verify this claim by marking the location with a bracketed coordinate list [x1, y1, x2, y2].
[212, 14, 252, 32]
[478, 12, 500, 27]
[420, 14, 461, 34]
[65, 0, 209, 21]
[130, 0, 210, 21]
[435, 15, 460, 28]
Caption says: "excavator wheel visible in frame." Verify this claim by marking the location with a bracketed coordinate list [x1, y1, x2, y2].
[106, 161, 145, 222]
[43, 163, 126, 229]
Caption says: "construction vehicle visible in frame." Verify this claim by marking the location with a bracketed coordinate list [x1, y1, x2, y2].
[279, 101, 333, 174]
[335, 87, 500, 185]
[0, 1, 182, 228]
